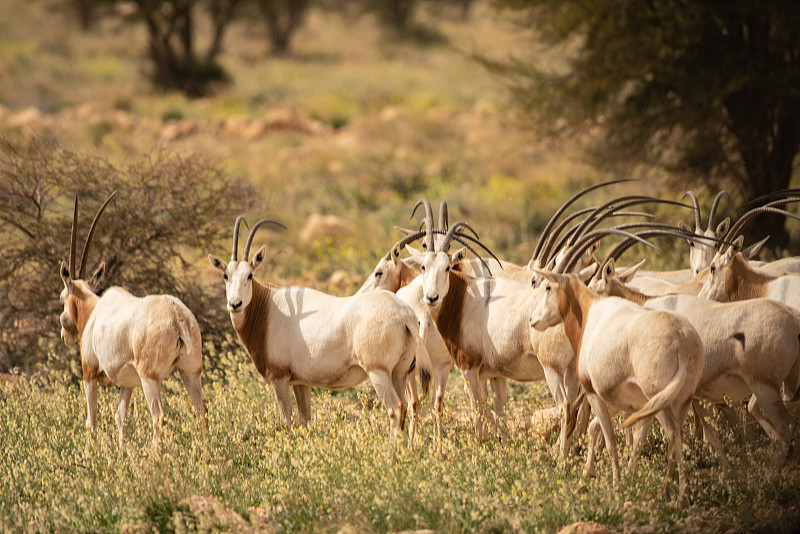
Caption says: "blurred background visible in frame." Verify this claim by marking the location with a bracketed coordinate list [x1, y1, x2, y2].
[1, 0, 798, 375]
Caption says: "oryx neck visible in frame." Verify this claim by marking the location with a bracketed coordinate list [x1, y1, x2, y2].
[727, 254, 773, 301]
[435, 269, 481, 369]
[607, 279, 648, 306]
[234, 280, 274, 379]
[560, 277, 598, 357]
[69, 283, 100, 336]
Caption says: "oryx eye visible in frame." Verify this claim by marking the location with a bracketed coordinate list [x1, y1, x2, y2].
[546, 286, 551, 293]
[375, 271, 383, 278]
[421, 265, 426, 271]
[689, 242, 694, 247]
[445, 266, 450, 272]
[248, 273, 253, 280]
[223, 273, 228, 280]
[710, 266, 716, 274]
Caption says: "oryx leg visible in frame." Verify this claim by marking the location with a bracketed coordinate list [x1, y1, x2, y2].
[115, 386, 133, 448]
[748, 383, 796, 468]
[431, 365, 450, 446]
[293, 385, 312, 428]
[627, 418, 653, 474]
[178, 369, 208, 438]
[656, 400, 691, 499]
[544, 367, 570, 458]
[693, 400, 731, 470]
[141, 378, 165, 451]
[272, 377, 293, 428]
[586, 394, 620, 488]
[83, 379, 98, 433]
[404, 372, 420, 444]
[490, 377, 509, 441]
[368, 369, 403, 443]
[390, 365, 410, 442]
[582, 416, 603, 479]
[461, 367, 490, 441]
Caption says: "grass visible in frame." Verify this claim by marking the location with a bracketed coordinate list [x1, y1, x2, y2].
[2, 354, 800, 533]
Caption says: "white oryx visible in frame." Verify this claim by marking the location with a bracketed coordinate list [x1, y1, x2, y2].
[529, 268, 704, 497]
[208, 217, 420, 442]
[59, 193, 207, 450]
[592, 258, 800, 469]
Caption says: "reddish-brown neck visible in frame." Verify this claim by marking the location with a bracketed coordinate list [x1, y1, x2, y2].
[68, 284, 99, 336]
[559, 277, 599, 359]
[726, 254, 772, 301]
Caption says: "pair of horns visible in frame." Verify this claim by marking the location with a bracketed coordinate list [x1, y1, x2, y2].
[231, 217, 287, 262]
[682, 191, 727, 232]
[68, 191, 117, 281]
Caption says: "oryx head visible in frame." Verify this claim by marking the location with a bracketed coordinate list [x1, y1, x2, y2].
[678, 191, 730, 277]
[529, 270, 568, 331]
[58, 192, 116, 345]
[698, 236, 744, 302]
[209, 216, 286, 313]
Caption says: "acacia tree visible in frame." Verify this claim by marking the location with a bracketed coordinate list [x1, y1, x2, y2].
[494, 0, 800, 248]
[0, 136, 253, 373]
[250, 0, 312, 55]
[127, 0, 243, 96]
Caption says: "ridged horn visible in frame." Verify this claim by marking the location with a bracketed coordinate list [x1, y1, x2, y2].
[78, 191, 117, 280]
[385, 230, 428, 261]
[411, 199, 435, 252]
[68, 194, 78, 280]
[682, 191, 703, 230]
[231, 215, 248, 262]
[242, 219, 287, 261]
[707, 191, 728, 231]
[438, 201, 449, 231]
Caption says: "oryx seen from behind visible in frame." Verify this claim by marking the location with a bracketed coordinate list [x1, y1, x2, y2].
[209, 217, 420, 442]
[59, 193, 207, 450]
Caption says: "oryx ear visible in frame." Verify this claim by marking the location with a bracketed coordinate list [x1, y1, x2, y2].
[586, 242, 599, 255]
[59, 261, 73, 289]
[677, 221, 691, 232]
[393, 225, 416, 237]
[250, 245, 267, 270]
[728, 235, 745, 255]
[532, 268, 563, 285]
[618, 258, 646, 283]
[208, 254, 227, 273]
[601, 258, 616, 284]
[578, 263, 597, 284]
[450, 247, 467, 265]
[715, 217, 731, 238]
[89, 262, 105, 290]
[742, 235, 769, 260]
[404, 245, 424, 264]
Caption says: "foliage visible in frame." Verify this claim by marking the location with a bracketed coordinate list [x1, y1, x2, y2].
[0, 136, 253, 374]
[2, 366, 800, 533]
[247, 0, 313, 55]
[491, 0, 800, 249]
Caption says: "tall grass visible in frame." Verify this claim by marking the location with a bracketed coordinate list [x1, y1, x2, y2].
[2, 348, 799, 533]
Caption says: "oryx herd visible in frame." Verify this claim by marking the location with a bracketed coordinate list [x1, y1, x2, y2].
[57, 181, 800, 499]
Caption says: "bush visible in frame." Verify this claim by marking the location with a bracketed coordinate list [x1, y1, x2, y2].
[0, 135, 254, 375]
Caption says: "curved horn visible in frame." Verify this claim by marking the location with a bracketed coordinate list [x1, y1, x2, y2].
[531, 178, 637, 262]
[707, 191, 728, 230]
[681, 191, 703, 230]
[78, 191, 117, 280]
[242, 219, 287, 261]
[411, 199, 435, 252]
[428, 228, 502, 268]
[438, 201, 449, 230]
[231, 215, 248, 262]
[385, 230, 428, 260]
[558, 228, 659, 273]
[441, 221, 479, 253]
[68, 194, 78, 280]
[601, 228, 721, 272]
[724, 200, 800, 244]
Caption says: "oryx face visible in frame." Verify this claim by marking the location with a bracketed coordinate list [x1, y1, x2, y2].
[209, 246, 266, 313]
[698, 252, 731, 302]
[529, 281, 562, 331]
[363, 254, 403, 293]
[420, 250, 453, 307]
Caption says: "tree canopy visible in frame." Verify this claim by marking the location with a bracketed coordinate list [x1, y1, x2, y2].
[496, 0, 800, 248]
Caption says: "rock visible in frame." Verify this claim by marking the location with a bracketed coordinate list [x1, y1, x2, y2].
[298, 214, 353, 244]
[557, 521, 613, 534]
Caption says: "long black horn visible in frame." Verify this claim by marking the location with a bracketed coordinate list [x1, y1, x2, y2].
[531, 178, 637, 262]
[681, 191, 703, 230]
[427, 229, 502, 267]
[68, 194, 78, 280]
[557, 228, 659, 273]
[725, 198, 800, 243]
[78, 191, 117, 280]
[242, 219, 287, 261]
[231, 215, 248, 262]
[707, 191, 728, 231]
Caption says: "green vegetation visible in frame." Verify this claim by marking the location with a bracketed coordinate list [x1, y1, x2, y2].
[2, 361, 800, 533]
